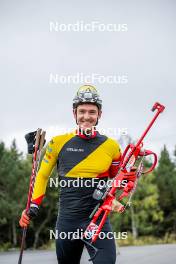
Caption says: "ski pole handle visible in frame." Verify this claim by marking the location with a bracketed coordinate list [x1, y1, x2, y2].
[26, 128, 42, 211]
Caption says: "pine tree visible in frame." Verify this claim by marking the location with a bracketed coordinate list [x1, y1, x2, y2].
[155, 145, 176, 235]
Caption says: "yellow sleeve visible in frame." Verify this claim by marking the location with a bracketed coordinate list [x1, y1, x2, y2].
[109, 138, 122, 161]
[31, 138, 58, 205]
[31, 132, 75, 205]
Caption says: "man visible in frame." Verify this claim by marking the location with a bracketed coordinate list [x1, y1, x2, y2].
[19, 85, 136, 264]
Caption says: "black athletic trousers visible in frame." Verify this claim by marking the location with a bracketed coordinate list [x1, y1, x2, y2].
[55, 216, 116, 264]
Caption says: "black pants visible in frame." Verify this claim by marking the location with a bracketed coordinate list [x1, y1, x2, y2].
[55, 216, 116, 264]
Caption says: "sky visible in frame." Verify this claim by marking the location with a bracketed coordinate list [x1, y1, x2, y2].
[0, 0, 175, 157]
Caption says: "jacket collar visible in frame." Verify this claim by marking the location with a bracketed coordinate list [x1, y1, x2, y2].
[76, 128, 97, 139]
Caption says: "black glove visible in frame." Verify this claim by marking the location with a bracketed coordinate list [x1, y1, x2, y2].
[27, 203, 39, 219]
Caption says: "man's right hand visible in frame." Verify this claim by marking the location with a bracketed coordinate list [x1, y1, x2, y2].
[19, 203, 39, 228]
[19, 210, 30, 228]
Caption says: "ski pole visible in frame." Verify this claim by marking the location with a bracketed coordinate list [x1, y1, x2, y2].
[18, 129, 46, 264]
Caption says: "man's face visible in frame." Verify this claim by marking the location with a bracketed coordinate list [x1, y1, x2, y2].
[73, 104, 102, 131]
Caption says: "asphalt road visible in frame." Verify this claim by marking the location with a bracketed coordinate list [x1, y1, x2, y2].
[0, 244, 176, 264]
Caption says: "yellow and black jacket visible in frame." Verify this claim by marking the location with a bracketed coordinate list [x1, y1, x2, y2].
[32, 131, 121, 218]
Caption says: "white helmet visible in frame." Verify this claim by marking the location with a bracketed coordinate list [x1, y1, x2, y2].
[73, 85, 102, 110]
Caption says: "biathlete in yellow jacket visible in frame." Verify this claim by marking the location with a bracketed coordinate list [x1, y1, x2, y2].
[19, 85, 137, 264]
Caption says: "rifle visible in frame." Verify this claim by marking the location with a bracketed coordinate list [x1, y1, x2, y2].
[18, 128, 46, 264]
[81, 102, 165, 261]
